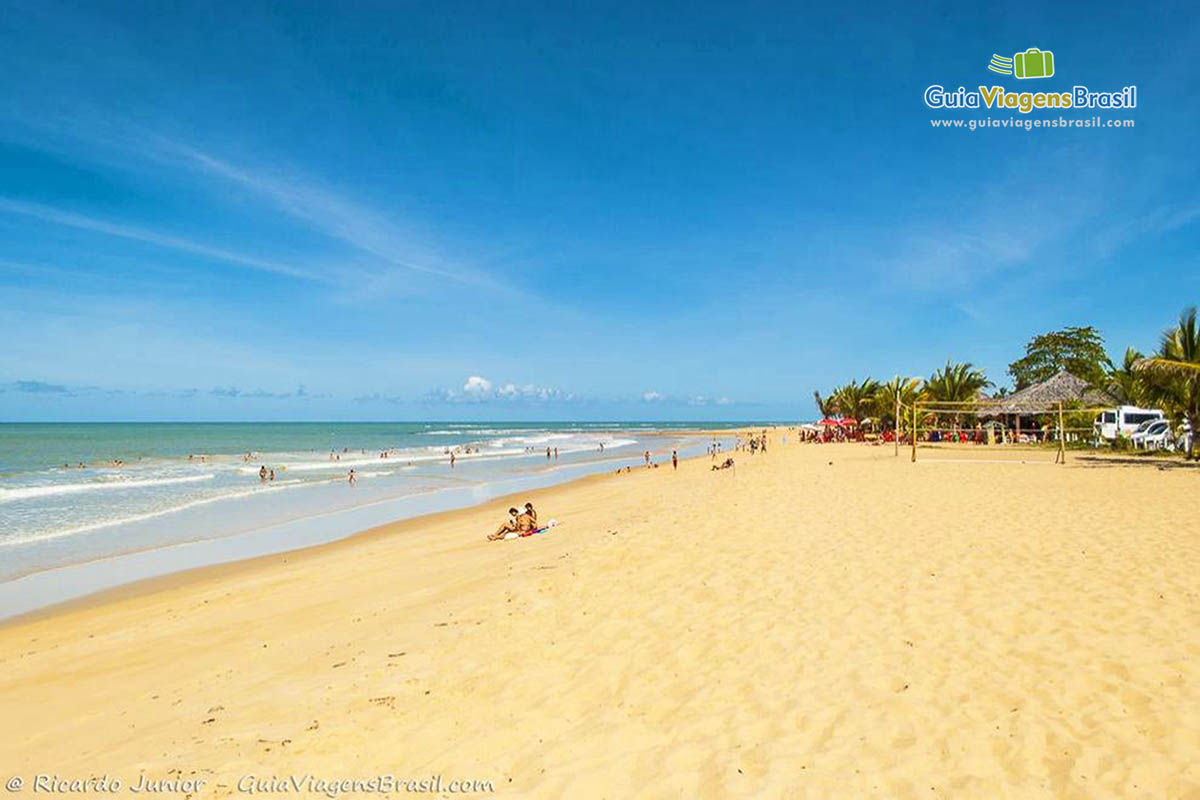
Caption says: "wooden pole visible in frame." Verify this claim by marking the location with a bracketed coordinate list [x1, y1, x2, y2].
[1056, 402, 1066, 464]
[894, 380, 900, 457]
[911, 401, 918, 463]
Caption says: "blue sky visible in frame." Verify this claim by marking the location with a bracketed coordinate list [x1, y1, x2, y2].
[1, 0, 1197, 421]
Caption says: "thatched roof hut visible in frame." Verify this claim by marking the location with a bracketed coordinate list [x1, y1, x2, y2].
[982, 370, 1117, 416]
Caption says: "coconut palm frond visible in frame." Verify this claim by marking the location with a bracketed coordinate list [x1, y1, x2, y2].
[1134, 356, 1200, 377]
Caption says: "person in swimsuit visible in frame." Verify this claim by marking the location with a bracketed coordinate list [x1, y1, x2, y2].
[488, 507, 522, 540]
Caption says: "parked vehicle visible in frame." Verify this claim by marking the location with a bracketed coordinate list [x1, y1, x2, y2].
[1132, 419, 1172, 450]
[1095, 406, 1165, 441]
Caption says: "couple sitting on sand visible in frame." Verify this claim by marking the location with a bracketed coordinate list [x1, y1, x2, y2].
[487, 502, 539, 541]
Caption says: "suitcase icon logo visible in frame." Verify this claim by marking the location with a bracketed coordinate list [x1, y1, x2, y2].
[1014, 48, 1054, 79]
[987, 48, 1055, 79]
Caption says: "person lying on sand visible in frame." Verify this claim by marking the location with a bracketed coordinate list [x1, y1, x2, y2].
[711, 457, 734, 471]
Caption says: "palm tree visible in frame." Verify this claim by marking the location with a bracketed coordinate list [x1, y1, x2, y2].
[924, 360, 991, 433]
[1105, 347, 1149, 406]
[873, 376, 923, 430]
[1135, 307, 1200, 459]
[831, 378, 881, 423]
[813, 390, 836, 419]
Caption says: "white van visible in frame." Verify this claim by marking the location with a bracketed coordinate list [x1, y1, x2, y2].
[1095, 406, 1165, 440]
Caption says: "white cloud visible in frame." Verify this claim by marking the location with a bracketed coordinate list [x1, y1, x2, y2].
[641, 390, 663, 402]
[463, 375, 493, 396]
[431, 376, 568, 404]
[716, 396, 733, 405]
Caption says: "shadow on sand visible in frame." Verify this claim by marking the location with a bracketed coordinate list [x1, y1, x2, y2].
[1074, 454, 1200, 470]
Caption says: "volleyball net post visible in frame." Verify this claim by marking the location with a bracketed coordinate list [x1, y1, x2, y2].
[1056, 402, 1067, 465]
[893, 382, 900, 458]
[911, 400, 918, 463]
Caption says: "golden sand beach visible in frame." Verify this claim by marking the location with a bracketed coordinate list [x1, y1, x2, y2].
[1, 436, 1198, 799]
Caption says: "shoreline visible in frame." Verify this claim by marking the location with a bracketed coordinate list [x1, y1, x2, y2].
[0, 467, 616, 629]
[0, 427, 745, 626]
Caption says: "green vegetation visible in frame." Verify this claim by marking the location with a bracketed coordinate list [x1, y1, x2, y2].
[817, 305, 1199, 459]
[1008, 326, 1108, 390]
[1133, 307, 1200, 459]
[818, 362, 988, 433]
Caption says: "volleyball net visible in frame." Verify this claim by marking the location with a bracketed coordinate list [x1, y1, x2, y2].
[891, 395, 1113, 464]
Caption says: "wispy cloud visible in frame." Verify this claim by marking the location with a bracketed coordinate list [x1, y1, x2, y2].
[1091, 202, 1200, 258]
[145, 140, 506, 292]
[2, 379, 324, 401]
[351, 392, 407, 406]
[875, 148, 1114, 292]
[11, 379, 70, 394]
[0, 197, 325, 283]
[210, 384, 325, 400]
[1, 118, 530, 303]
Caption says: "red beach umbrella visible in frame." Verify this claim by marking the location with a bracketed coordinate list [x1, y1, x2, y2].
[838, 418, 858, 427]
[818, 418, 840, 426]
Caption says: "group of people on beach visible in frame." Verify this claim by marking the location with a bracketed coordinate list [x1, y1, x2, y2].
[487, 502, 540, 540]
[733, 432, 769, 454]
[517, 446, 558, 460]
